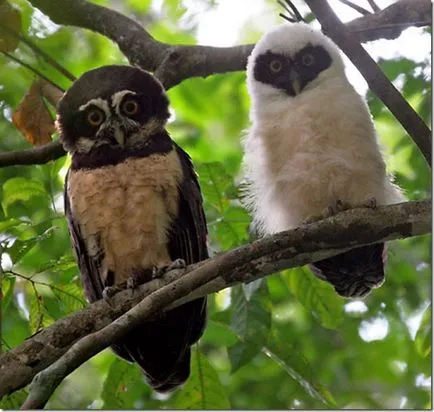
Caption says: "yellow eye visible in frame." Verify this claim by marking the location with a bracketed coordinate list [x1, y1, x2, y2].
[122, 99, 139, 116]
[87, 109, 105, 127]
[302, 53, 315, 67]
[269, 59, 283, 73]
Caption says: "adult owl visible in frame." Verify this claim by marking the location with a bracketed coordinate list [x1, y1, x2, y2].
[57, 65, 208, 391]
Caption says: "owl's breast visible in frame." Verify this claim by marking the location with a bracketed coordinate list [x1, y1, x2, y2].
[67, 149, 183, 283]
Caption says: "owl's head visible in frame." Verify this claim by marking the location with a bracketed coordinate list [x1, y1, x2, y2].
[57, 65, 170, 154]
[247, 22, 346, 103]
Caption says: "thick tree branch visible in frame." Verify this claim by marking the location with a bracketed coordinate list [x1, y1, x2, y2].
[0, 0, 431, 168]
[305, 0, 431, 166]
[0, 200, 429, 403]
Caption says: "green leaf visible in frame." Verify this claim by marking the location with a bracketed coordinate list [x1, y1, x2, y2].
[228, 281, 272, 371]
[51, 282, 86, 314]
[264, 328, 336, 407]
[415, 304, 431, 359]
[0, 217, 29, 233]
[6, 226, 56, 264]
[1, 274, 16, 311]
[1, 177, 48, 216]
[197, 162, 233, 213]
[286, 268, 344, 330]
[29, 292, 55, 334]
[101, 358, 143, 409]
[173, 349, 230, 409]
[0, 388, 27, 409]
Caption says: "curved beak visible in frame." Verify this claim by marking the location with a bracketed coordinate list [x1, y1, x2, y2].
[113, 124, 125, 147]
[289, 67, 302, 95]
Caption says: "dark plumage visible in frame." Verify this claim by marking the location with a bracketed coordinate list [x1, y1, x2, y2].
[58, 65, 208, 391]
[309, 244, 386, 298]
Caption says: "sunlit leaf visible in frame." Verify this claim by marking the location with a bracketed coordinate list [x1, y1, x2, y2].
[285, 268, 344, 330]
[228, 281, 272, 371]
[29, 292, 55, 334]
[51, 282, 86, 314]
[0, 388, 27, 409]
[173, 349, 230, 409]
[415, 304, 431, 359]
[2, 177, 48, 216]
[1, 274, 16, 311]
[12, 79, 62, 146]
[0, 0, 21, 52]
[197, 162, 233, 213]
[6, 227, 56, 264]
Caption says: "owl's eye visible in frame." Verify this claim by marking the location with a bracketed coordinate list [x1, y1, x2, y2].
[87, 109, 105, 127]
[269, 59, 283, 73]
[121, 99, 139, 116]
[301, 53, 315, 67]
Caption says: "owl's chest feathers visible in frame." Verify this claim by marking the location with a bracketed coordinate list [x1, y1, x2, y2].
[252, 94, 387, 224]
[68, 150, 183, 282]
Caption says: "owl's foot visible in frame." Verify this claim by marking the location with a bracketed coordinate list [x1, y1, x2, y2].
[153, 258, 187, 278]
[126, 268, 155, 290]
[125, 259, 186, 291]
[303, 197, 377, 225]
[102, 285, 124, 306]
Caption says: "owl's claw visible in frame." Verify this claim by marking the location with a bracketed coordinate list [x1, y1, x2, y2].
[125, 259, 187, 297]
[152, 258, 187, 278]
[102, 285, 123, 306]
[126, 268, 154, 290]
[303, 197, 377, 225]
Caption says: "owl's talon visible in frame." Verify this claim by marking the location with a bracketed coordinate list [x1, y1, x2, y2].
[152, 259, 187, 279]
[364, 197, 377, 209]
[126, 268, 154, 291]
[102, 285, 123, 306]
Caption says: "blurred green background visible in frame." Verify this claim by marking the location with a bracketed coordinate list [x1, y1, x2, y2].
[0, 0, 431, 409]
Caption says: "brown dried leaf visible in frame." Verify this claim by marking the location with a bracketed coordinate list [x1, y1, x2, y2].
[12, 79, 63, 146]
[0, 0, 21, 52]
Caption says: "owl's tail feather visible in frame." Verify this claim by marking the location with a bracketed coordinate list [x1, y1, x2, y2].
[309, 243, 386, 298]
[111, 297, 207, 392]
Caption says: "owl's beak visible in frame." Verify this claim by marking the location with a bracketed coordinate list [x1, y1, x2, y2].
[289, 68, 301, 95]
[113, 125, 125, 147]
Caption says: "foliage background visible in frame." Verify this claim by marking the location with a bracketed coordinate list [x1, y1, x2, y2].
[0, 0, 431, 409]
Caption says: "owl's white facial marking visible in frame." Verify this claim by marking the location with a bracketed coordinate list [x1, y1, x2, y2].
[79, 98, 111, 117]
[111, 90, 137, 116]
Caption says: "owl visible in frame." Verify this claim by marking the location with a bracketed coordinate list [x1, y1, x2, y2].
[242, 22, 404, 298]
[57, 65, 208, 391]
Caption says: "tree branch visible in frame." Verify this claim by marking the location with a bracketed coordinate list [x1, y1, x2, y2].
[304, 0, 432, 167]
[348, 0, 431, 42]
[0, 0, 431, 168]
[0, 141, 65, 167]
[0, 200, 429, 403]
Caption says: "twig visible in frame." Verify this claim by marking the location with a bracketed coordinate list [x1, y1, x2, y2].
[338, 0, 371, 15]
[366, 0, 381, 13]
[1, 53, 64, 92]
[278, 0, 305, 23]
[0, 23, 76, 82]
[304, 0, 432, 166]
[0, 199, 427, 403]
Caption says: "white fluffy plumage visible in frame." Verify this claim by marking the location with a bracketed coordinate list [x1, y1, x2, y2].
[242, 22, 404, 236]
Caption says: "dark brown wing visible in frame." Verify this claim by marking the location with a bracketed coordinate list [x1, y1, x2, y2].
[167, 143, 209, 265]
[64, 170, 105, 303]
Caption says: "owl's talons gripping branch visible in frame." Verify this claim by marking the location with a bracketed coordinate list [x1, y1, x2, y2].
[102, 259, 188, 302]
